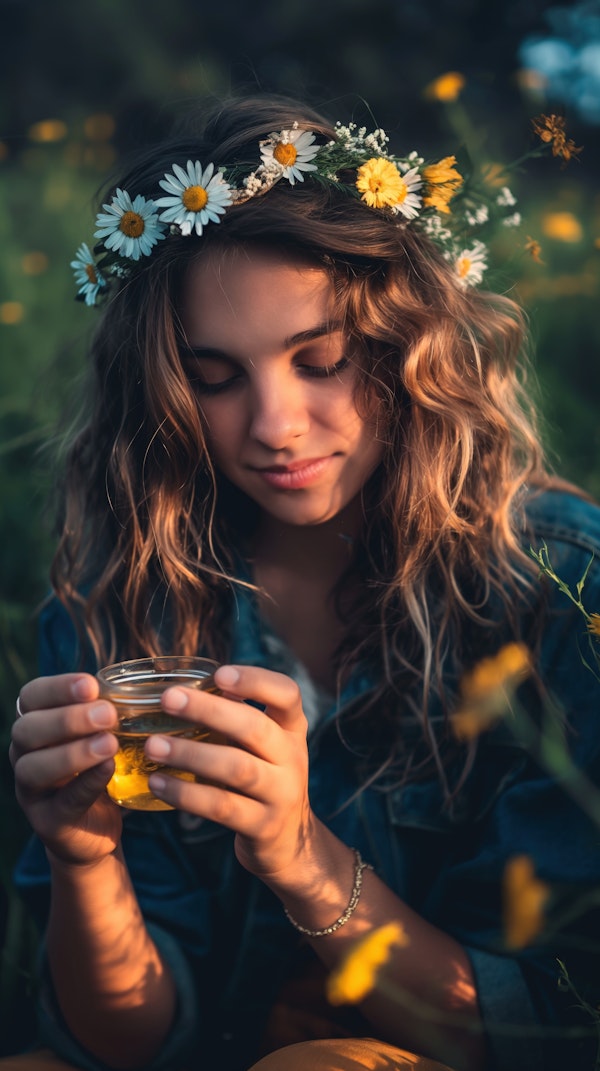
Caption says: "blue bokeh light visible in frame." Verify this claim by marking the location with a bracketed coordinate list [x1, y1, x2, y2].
[519, 1, 600, 123]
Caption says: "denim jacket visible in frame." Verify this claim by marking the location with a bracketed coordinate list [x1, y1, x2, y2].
[15, 489, 600, 1071]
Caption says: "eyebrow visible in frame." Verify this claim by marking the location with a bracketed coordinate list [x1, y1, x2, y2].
[181, 321, 344, 361]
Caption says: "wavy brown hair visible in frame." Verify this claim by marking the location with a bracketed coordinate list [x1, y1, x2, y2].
[51, 95, 560, 784]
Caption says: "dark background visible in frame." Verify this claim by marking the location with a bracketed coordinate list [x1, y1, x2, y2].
[1, 0, 599, 1053]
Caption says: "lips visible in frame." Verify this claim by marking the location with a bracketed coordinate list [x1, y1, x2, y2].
[253, 456, 332, 490]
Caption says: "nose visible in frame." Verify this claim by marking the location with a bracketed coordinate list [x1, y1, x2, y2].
[249, 372, 310, 451]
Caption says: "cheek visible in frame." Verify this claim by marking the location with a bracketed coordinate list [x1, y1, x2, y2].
[319, 383, 366, 427]
[348, 404, 386, 470]
[337, 394, 379, 441]
[197, 399, 241, 445]
[194, 418, 233, 477]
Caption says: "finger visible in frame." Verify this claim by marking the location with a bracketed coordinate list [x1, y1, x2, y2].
[11, 700, 118, 756]
[160, 687, 282, 761]
[148, 772, 266, 835]
[14, 733, 119, 796]
[18, 674, 100, 718]
[161, 666, 307, 742]
[145, 735, 271, 798]
[215, 666, 307, 731]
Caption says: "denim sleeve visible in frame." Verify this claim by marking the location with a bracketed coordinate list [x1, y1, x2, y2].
[464, 945, 546, 1070]
[37, 923, 199, 1071]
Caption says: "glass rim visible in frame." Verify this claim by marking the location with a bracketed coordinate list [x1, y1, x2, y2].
[96, 655, 219, 700]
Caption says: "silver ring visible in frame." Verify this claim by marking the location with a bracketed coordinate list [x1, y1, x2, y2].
[16, 695, 25, 718]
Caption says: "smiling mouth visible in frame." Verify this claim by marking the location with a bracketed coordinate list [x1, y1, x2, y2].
[254, 457, 333, 489]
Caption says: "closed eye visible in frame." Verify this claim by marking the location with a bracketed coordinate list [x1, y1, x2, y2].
[180, 349, 243, 394]
[179, 337, 351, 394]
[189, 359, 349, 394]
[187, 370, 243, 395]
[298, 356, 350, 379]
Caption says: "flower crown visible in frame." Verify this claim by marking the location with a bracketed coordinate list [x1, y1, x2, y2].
[72, 114, 576, 307]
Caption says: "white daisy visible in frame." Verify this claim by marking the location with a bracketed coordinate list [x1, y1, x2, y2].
[259, 128, 319, 185]
[156, 161, 233, 237]
[453, 241, 488, 287]
[94, 189, 166, 261]
[391, 164, 422, 219]
[70, 242, 106, 306]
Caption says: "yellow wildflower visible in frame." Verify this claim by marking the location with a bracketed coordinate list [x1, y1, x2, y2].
[481, 162, 509, 189]
[524, 236, 544, 264]
[424, 72, 466, 103]
[326, 922, 408, 1005]
[28, 118, 68, 143]
[532, 114, 582, 164]
[422, 155, 463, 214]
[541, 211, 583, 243]
[503, 855, 550, 948]
[355, 158, 422, 218]
[83, 113, 116, 142]
[0, 302, 25, 325]
[22, 252, 49, 276]
[452, 642, 531, 740]
[356, 158, 404, 209]
[587, 613, 600, 637]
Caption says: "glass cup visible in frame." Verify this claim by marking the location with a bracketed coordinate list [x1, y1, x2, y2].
[96, 655, 221, 811]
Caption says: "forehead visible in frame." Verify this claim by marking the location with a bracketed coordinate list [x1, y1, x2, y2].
[179, 247, 335, 350]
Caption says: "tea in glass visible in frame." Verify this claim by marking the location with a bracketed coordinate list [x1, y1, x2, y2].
[97, 656, 222, 811]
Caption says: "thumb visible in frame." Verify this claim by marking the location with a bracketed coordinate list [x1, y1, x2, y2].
[55, 759, 116, 817]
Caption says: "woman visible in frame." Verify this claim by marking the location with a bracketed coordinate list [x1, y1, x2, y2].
[8, 96, 600, 1071]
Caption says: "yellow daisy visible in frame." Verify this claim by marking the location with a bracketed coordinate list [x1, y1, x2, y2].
[356, 158, 422, 218]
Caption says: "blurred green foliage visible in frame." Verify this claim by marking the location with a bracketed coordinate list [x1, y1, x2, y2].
[1, 0, 599, 1054]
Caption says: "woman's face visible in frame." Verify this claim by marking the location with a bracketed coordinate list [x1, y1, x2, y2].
[179, 247, 384, 528]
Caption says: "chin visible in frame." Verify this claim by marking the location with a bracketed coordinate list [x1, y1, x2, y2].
[260, 498, 349, 527]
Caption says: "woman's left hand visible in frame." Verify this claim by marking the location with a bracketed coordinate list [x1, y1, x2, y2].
[146, 665, 313, 878]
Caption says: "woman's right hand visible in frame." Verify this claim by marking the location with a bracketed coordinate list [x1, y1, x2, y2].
[10, 673, 122, 867]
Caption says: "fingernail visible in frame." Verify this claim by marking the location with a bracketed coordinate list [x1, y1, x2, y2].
[215, 665, 240, 687]
[90, 734, 116, 757]
[72, 677, 94, 701]
[163, 687, 188, 711]
[89, 703, 114, 728]
[149, 774, 166, 793]
[146, 735, 171, 758]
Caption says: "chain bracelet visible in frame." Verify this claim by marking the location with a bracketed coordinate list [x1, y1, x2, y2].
[283, 848, 373, 937]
